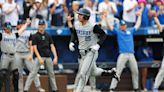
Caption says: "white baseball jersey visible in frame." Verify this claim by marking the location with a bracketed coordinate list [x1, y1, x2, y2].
[16, 31, 31, 52]
[74, 21, 99, 50]
[1, 32, 17, 53]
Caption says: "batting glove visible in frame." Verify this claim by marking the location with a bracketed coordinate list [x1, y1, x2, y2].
[69, 42, 75, 51]
[90, 44, 100, 51]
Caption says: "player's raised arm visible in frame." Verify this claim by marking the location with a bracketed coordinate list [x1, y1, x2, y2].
[67, 15, 78, 51]
[18, 19, 31, 35]
[105, 15, 114, 31]
[134, 8, 142, 30]
[154, 17, 163, 33]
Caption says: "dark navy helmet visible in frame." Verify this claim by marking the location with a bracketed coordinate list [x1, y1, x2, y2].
[119, 20, 126, 25]
[77, 8, 90, 17]
[4, 22, 12, 29]
[38, 20, 45, 25]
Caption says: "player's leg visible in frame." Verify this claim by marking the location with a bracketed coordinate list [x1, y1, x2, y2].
[15, 53, 24, 92]
[74, 57, 83, 91]
[89, 76, 96, 90]
[44, 57, 58, 91]
[25, 58, 45, 91]
[11, 55, 20, 92]
[24, 58, 40, 91]
[0, 54, 11, 90]
[110, 53, 128, 90]
[128, 54, 139, 90]
[75, 51, 97, 92]
[153, 56, 164, 92]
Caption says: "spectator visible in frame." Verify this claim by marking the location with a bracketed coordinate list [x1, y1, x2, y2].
[123, 0, 138, 27]
[22, 0, 33, 20]
[2, 0, 21, 27]
[66, 0, 80, 27]
[84, 0, 97, 24]
[136, 41, 154, 91]
[49, 0, 68, 28]
[136, 0, 154, 27]
[114, 0, 123, 20]
[30, 0, 48, 28]
[153, 0, 164, 25]
[98, 0, 118, 30]
[0, 0, 5, 26]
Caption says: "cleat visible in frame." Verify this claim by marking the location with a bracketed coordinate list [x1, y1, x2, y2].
[110, 68, 120, 81]
[37, 87, 45, 92]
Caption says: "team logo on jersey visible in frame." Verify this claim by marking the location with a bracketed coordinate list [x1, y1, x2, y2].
[42, 36, 45, 40]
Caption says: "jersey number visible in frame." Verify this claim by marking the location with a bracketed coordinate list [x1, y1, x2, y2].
[85, 36, 91, 41]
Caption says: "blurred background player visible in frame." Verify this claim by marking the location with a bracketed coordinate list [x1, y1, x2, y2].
[106, 8, 143, 92]
[15, 19, 45, 92]
[0, 20, 30, 92]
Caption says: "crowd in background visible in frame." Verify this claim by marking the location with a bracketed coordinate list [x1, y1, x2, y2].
[0, 0, 163, 29]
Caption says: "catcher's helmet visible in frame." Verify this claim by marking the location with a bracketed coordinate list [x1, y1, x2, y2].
[77, 8, 90, 20]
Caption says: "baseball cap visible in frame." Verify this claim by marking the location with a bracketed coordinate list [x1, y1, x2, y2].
[38, 20, 45, 25]
[119, 20, 126, 25]
[4, 22, 12, 29]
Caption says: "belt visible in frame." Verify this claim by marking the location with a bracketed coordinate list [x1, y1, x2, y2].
[16, 51, 29, 53]
[3, 52, 15, 56]
[79, 48, 92, 55]
[84, 48, 92, 53]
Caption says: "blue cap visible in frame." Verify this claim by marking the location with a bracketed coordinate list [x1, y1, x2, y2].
[38, 20, 45, 25]
[119, 20, 126, 25]
[4, 22, 12, 29]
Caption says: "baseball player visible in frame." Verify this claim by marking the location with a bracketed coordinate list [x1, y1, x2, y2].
[67, 8, 119, 92]
[106, 8, 143, 92]
[0, 20, 30, 92]
[153, 17, 164, 92]
[15, 19, 45, 92]
[23, 19, 58, 92]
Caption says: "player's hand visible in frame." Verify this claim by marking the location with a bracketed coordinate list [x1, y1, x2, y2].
[69, 42, 75, 51]
[67, 15, 73, 22]
[90, 44, 100, 51]
[27, 54, 33, 61]
[26, 18, 31, 25]
[38, 57, 44, 65]
[53, 58, 58, 65]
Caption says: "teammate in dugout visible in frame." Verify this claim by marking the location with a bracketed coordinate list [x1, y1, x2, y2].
[0, 20, 31, 92]
[23, 19, 58, 92]
[16, 19, 45, 92]
[67, 8, 120, 92]
[106, 7, 143, 92]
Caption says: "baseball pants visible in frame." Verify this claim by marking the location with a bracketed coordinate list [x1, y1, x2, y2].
[154, 56, 164, 88]
[110, 53, 139, 90]
[74, 50, 104, 92]
[24, 57, 58, 91]
[15, 52, 41, 92]
[0, 53, 19, 91]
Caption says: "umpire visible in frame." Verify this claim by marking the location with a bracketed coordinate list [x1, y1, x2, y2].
[24, 20, 58, 92]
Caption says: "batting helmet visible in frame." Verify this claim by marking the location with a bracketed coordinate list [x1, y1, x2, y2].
[4, 22, 12, 29]
[77, 8, 90, 20]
